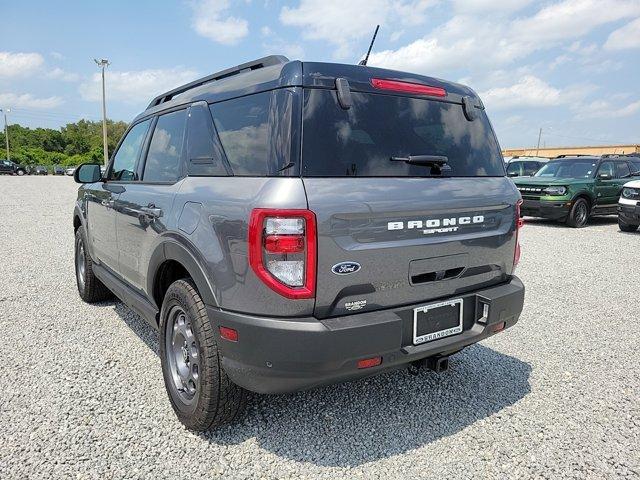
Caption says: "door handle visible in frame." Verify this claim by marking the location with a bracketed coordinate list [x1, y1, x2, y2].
[101, 200, 114, 209]
[141, 206, 163, 218]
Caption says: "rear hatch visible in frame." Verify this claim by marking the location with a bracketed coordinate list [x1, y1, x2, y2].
[300, 70, 520, 318]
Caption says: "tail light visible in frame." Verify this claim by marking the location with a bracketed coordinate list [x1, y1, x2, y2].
[248, 209, 316, 299]
[514, 200, 524, 270]
[371, 78, 447, 97]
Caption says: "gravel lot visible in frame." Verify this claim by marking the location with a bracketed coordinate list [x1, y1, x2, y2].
[0, 176, 638, 479]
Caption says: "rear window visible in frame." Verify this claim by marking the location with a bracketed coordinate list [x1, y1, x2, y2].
[301, 89, 505, 177]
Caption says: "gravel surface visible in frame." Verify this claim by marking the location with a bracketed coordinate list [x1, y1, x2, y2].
[0, 176, 638, 479]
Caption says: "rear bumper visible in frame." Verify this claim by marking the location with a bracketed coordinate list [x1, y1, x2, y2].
[618, 203, 640, 224]
[521, 198, 570, 220]
[207, 277, 525, 394]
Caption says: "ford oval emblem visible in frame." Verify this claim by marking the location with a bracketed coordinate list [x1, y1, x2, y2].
[332, 262, 361, 275]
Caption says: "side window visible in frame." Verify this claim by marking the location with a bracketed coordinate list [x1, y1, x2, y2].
[109, 120, 151, 181]
[506, 162, 521, 176]
[631, 160, 640, 174]
[615, 162, 631, 179]
[598, 161, 614, 177]
[143, 109, 187, 183]
[210, 92, 270, 175]
[186, 103, 229, 176]
[209, 89, 298, 176]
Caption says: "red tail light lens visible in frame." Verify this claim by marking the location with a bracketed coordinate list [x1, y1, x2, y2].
[514, 200, 524, 269]
[371, 78, 447, 97]
[264, 234, 305, 254]
[248, 209, 316, 299]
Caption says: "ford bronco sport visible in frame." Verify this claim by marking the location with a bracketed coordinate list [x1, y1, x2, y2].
[73, 56, 525, 431]
[514, 155, 640, 228]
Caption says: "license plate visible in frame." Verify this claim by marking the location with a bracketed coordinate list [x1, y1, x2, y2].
[413, 299, 463, 345]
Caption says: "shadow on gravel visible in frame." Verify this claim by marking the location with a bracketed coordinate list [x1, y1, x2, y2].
[113, 302, 531, 468]
[523, 216, 618, 229]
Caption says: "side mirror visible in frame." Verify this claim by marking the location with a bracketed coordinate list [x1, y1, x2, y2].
[598, 173, 612, 181]
[74, 163, 102, 184]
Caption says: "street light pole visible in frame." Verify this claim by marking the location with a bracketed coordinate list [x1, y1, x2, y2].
[536, 127, 542, 157]
[94, 58, 110, 167]
[0, 108, 10, 161]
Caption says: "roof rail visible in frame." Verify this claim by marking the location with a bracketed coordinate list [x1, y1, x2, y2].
[147, 55, 289, 109]
[554, 154, 594, 158]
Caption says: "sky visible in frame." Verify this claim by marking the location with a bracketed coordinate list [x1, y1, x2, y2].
[1, 0, 639, 149]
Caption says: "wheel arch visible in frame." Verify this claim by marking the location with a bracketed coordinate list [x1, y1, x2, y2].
[572, 192, 594, 210]
[148, 239, 219, 316]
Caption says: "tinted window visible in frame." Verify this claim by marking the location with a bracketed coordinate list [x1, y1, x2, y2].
[630, 160, 640, 174]
[523, 161, 540, 175]
[143, 110, 187, 183]
[506, 162, 522, 175]
[186, 103, 229, 176]
[615, 162, 631, 178]
[210, 90, 297, 176]
[109, 120, 150, 181]
[302, 90, 505, 177]
[536, 159, 597, 179]
[598, 161, 614, 177]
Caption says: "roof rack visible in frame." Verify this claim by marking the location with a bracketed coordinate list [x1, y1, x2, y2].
[147, 55, 289, 109]
[602, 153, 640, 158]
[553, 154, 595, 158]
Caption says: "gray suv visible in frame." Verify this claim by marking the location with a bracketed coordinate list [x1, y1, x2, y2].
[73, 56, 525, 431]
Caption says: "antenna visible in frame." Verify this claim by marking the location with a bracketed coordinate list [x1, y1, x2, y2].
[358, 25, 380, 66]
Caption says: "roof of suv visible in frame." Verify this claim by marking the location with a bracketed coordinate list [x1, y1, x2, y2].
[134, 55, 482, 123]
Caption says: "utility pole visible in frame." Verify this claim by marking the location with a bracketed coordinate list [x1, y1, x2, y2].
[94, 58, 110, 167]
[536, 127, 542, 157]
[0, 108, 10, 161]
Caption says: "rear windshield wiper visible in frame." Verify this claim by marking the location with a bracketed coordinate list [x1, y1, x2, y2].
[390, 155, 451, 174]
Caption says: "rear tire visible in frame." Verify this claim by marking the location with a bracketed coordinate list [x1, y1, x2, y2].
[159, 279, 247, 431]
[619, 219, 639, 232]
[566, 198, 590, 228]
[74, 229, 113, 302]
[16, 169, 25, 176]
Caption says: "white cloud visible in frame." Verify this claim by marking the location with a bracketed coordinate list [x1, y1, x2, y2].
[50, 51, 65, 60]
[0, 92, 64, 109]
[47, 67, 80, 82]
[79, 68, 199, 105]
[0, 52, 44, 78]
[604, 17, 640, 50]
[368, 0, 640, 76]
[280, 0, 435, 59]
[578, 98, 640, 119]
[511, 0, 640, 45]
[480, 75, 593, 110]
[451, 0, 533, 13]
[191, 0, 249, 45]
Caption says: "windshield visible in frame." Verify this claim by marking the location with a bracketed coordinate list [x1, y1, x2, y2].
[302, 89, 505, 177]
[535, 159, 597, 179]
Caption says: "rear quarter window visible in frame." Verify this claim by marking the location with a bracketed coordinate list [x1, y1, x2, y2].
[209, 89, 299, 176]
[301, 89, 505, 177]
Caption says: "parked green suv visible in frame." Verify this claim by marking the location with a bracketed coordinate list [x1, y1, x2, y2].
[514, 156, 639, 228]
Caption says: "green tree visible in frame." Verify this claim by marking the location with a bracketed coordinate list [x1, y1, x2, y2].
[0, 118, 128, 165]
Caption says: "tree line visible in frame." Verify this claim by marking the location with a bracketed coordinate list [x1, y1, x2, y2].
[0, 119, 128, 166]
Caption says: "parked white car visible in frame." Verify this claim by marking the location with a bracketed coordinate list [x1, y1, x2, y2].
[65, 167, 76, 176]
[618, 179, 640, 232]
